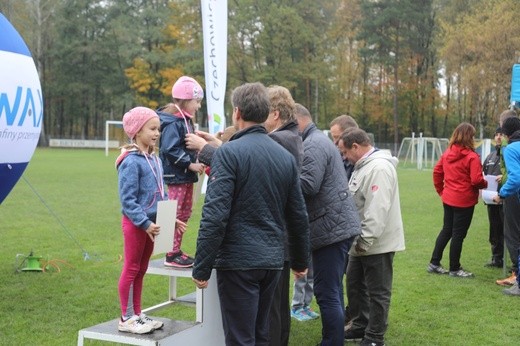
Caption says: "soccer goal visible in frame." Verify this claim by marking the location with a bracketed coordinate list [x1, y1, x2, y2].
[397, 134, 448, 169]
[104, 120, 126, 156]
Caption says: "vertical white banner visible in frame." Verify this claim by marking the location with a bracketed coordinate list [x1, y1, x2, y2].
[201, 0, 227, 135]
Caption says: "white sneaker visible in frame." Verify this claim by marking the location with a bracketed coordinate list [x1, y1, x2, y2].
[139, 313, 164, 330]
[118, 315, 154, 334]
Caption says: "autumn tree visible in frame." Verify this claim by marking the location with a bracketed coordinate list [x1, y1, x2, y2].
[438, 0, 520, 138]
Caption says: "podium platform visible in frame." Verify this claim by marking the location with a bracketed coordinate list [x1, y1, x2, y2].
[143, 259, 201, 320]
[77, 260, 225, 345]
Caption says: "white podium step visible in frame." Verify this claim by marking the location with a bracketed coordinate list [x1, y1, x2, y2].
[77, 317, 198, 346]
[77, 263, 225, 345]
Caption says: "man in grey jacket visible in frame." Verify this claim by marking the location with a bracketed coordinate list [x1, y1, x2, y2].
[338, 128, 405, 346]
[294, 104, 361, 346]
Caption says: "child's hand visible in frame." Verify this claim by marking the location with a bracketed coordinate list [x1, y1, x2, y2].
[189, 163, 205, 174]
[146, 223, 160, 242]
[175, 219, 187, 234]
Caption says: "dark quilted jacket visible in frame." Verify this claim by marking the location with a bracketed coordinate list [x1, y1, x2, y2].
[268, 120, 303, 170]
[300, 123, 362, 250]
[157, 109, 198, 185]
[192, 125, 310, 281]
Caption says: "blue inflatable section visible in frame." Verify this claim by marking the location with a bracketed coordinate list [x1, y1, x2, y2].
[511, 64, 520, 103]
[0, 13, 31, 57]
[0, 162, 28, 204]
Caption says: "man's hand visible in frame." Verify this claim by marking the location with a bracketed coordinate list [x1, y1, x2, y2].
[292, 268, 308, 280]
[195, 130, 222, 147]
[192, 278, 208, 289]
[185, 133, 208, 151]
[355, 242, 367, 253]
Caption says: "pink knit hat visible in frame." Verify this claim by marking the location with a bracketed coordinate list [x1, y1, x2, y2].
[172, 76, 204, 100]
[122, 107, 158, 140]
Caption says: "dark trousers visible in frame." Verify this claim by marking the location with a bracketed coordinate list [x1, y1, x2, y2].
[268, 261, 291, 346]
[347, 252, 395, 343]
[503, 195, 520, 271]
[430, 204, 474, 272]
[344, 239, 355, 322]
[217, 269, 281, 346]
[486, 204, 504, 262]
[313, 238, 350, 346]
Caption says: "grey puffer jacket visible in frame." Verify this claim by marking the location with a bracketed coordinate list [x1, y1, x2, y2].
[300, 123, 362, 250]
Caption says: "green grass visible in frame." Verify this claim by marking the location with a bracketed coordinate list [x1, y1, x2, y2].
[0, 148, 517, 345]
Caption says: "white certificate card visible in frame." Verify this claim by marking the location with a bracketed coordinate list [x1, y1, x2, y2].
[154, 200, 178, 255]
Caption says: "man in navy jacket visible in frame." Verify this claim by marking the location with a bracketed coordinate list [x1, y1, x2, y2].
[192, 82, 310, 346]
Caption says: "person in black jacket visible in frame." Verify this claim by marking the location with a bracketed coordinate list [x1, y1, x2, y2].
[482, 127, 504, 268]
[192, 82, 310, 346]
[264, 85, 307, 346]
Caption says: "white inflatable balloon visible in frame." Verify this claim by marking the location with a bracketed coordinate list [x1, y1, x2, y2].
[0, 13, 43, 204]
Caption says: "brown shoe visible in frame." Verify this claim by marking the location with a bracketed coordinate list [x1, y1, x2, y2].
[496, 272, 517, 286]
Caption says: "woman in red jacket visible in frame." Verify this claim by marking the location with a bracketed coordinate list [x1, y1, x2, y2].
[427, 122, 488, 278]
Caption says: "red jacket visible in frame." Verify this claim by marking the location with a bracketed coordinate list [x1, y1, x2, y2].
[433, 144, 487, 207]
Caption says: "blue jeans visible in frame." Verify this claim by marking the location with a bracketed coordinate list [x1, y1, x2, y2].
[313, 238, 351, 346]
[217, 269, 281, 346]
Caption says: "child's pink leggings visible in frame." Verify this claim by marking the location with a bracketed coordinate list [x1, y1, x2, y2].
[118, 216, 154, 318]
[167, 183, 194, 253]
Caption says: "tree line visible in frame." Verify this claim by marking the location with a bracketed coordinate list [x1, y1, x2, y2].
[2, 0, 519, 148]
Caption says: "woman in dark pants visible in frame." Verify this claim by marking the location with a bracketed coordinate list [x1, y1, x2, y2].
[427, 122, 488, 277]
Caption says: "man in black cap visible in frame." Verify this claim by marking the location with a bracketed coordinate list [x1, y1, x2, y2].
[494, 116, 520, 295]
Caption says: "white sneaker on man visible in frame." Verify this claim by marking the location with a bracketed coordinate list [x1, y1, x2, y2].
[118, 315, 154, 334]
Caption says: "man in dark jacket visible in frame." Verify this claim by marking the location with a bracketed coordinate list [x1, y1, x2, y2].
[482, 127, 504, 268]
[192, 82, 310, 346]
[264, 85, 304, 346]
[329, 114, 360, 326]
[294, 104, 362, 346]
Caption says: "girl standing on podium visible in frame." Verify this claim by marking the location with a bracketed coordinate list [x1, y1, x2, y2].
[116, 107, 186, 334]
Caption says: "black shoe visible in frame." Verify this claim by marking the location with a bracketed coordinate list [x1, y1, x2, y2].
[344, 329, 364, 341]
[345, 305, 352, 324]
[164, 251, 194, 268]
[485, 260, 503, 268]
[360, 338, 385, 346]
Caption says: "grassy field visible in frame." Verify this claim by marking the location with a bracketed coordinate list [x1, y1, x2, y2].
[0, 148, 517, 345]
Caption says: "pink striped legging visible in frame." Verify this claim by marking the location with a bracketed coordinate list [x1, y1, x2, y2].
[118, 216, 154, 318]
[167, 183, 194, 254]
